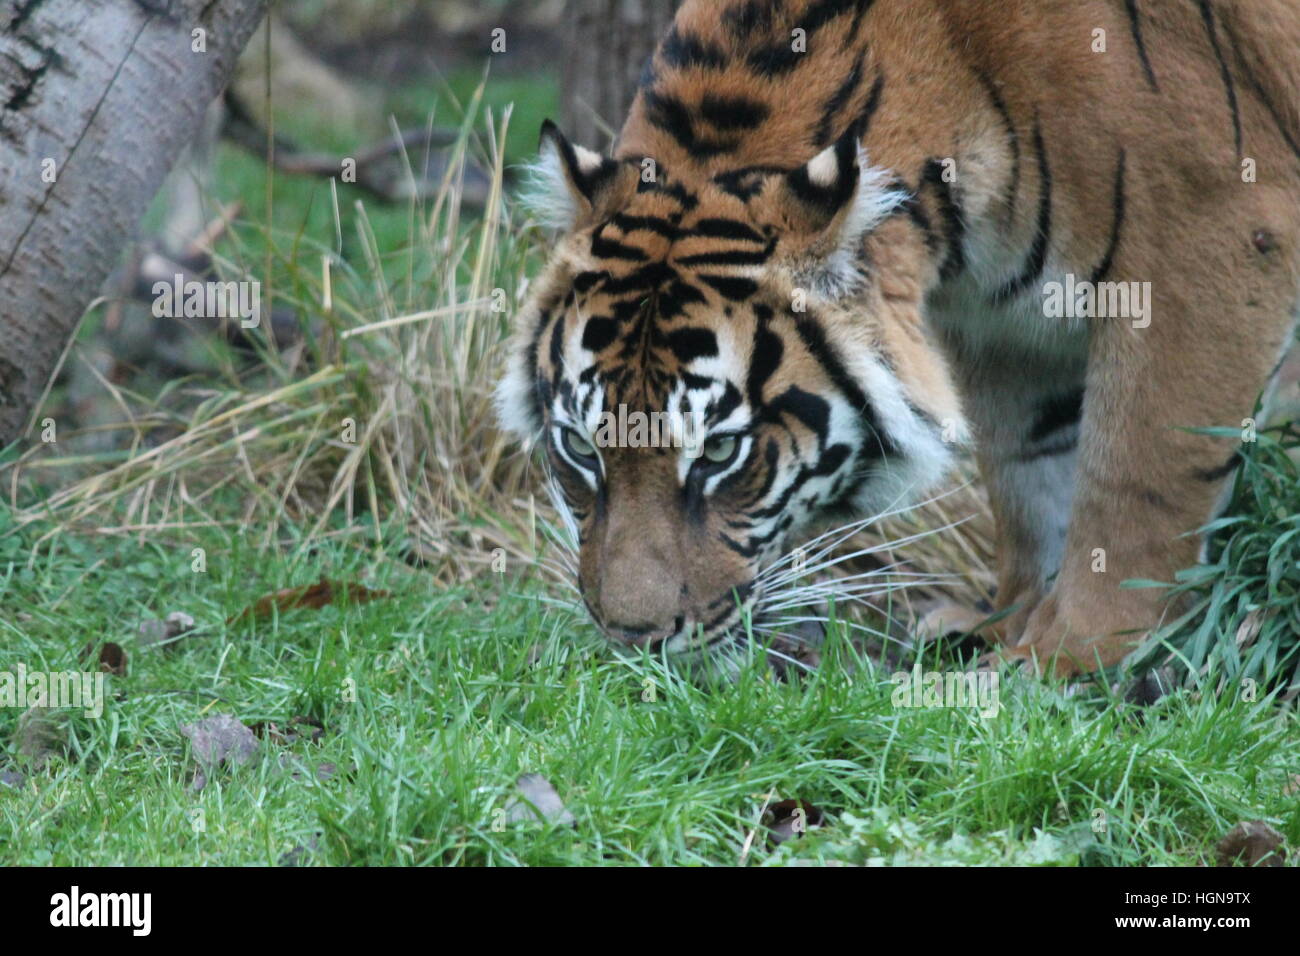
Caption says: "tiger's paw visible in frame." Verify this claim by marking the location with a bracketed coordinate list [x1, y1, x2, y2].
[1011, 590, 1145, 678]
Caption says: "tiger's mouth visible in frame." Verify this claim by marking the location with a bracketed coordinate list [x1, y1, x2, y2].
[584, 581, 831, 678]
[583, 580, 764, 657]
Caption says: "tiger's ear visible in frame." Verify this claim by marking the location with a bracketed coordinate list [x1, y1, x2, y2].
[774, 128, 907, 295]
[523, 120, 631, 230]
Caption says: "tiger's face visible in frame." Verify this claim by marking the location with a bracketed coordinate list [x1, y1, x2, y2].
[498, 122, 966, 659]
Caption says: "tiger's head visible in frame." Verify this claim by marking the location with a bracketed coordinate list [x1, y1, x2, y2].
[497, 121, 966, 660]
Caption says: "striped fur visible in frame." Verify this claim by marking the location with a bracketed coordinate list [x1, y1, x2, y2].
[499, 0, 1300, 674]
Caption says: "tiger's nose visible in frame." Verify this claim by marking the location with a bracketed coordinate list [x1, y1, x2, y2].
[594, 559, 683, 645]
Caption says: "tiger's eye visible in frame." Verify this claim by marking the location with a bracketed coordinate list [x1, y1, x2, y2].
[703, 435, 738, 464]
[563, 428, 596, 459]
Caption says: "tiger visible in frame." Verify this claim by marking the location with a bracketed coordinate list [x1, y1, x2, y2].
[497, 0, 1300, 677]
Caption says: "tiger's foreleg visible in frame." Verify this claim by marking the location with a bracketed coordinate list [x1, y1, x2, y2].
[1011, 223, 1297, 677]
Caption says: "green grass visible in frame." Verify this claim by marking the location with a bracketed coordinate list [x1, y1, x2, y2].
[1131, 422, 1300, 694]
[5, 60, 1298, 867]
[2, 518, 1297, 866]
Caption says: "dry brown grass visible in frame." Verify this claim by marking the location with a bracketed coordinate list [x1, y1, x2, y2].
[2, 103, 996, 616]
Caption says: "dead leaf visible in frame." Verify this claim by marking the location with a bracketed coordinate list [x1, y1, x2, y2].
[98, 642, 127, 676]
[1234, 610, 1264, 649]
[179, 714, 259, 770]
[77, 641, 128, 675]
[228, 576, 390, 624]
[763, 798, 825, 845]
[504, 773, 575, 826]
[1215, 820, 1287, 867]
[0, 769, 24, 788]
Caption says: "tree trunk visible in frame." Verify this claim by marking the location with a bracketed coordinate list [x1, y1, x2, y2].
[560, 0, 679, 150]
[0, 0, 268, 448]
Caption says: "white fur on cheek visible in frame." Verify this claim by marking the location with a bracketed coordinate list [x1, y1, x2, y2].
[494, 337, 542, 443]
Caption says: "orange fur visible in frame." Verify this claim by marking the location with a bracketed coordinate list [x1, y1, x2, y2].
[503, 0, 1300, 673]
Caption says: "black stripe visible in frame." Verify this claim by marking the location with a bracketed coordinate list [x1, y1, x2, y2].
[572, 271, 606, 294]
[666, 327, 719, 363]
[713, 165, 789, 201]
[700, 93, 771, 131]
[1016, 437, 1077, 463]
[723, 0, 776, 39]
[788, 131, 858, 214]
[767, 385, 832, 440]
[1028, 388, 1084, 443]
[590, 233, 647, 261]
[749, 443, 852, 523]
[921, 159, 966, 281]
[814, 59, 863, 148]
[1193, 450, 1241, 483]
[899, 190, 937, 251]
[581, 317, 619, 352]
[743, 0, 869, 78]
[1089, 148, 1127, 285]
[1197, 0, 1242, 159]
[522, 304, 556, 428]
[739, 438, 782, 508]
[699, 274, 759, 300]
[642, 90, 696, 151]
[656, 279, 708, 318]
[802, 0, 867, 33]
[546, 308, 565, 374]
[975, 69, 1019, 225]
[690, 218, 766, 242]
[660, 26, 727, 70]
[636, 175, 700, 211]
[791, 314, 897, 460]
[857, 71, 885, 137]
[1222, 18, 1300, 166]
[746, 313, 784, 410]
[600, 261, 675, 295]
[643, 90, 741, 160]
[746, 43, 803, 77]
[612, 214, 682, 240]
[991, 118, 1051, 304]
[1124, 0, 1159, 91]
[677, 247, 773, 267]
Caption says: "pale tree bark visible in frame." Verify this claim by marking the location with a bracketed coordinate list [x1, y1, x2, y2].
[560, 0, 679, 150]
[0, 0, 268, 447]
